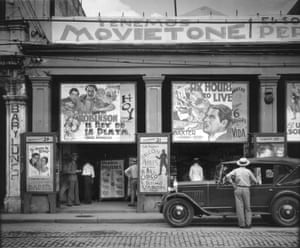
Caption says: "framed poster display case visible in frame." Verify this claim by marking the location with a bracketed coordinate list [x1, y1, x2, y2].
[138, 133, 170, 194]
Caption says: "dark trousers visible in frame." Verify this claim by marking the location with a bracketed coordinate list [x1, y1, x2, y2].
[83, 175, 93, 204]
[67, 174, 80, 205]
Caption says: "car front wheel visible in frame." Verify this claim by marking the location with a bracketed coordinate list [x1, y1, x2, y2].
[272, 196, 299, 227]
[163, 198, 194, 227]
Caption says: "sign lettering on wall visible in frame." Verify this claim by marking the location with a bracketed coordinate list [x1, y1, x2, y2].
[60, 83, 136, 143]
[172, 81, 248, 143]
[52, 16, 300, 44]
[286, 82, 300, 141]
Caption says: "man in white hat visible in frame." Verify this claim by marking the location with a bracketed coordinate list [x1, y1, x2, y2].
[226, 157, 257, 228]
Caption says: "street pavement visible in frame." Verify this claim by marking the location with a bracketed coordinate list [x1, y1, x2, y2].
[1, 202, 299, 247]
[1, 222, 299, 248]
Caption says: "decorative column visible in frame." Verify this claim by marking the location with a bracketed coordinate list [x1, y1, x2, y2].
[144, 76, 164, 133]
[258, 75, 280, 133]
[3, 77, 27, 213]
[30, 76, 51, 132]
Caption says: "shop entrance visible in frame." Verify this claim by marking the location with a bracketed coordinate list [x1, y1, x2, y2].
[59, 143, 137, 206]
[172, 143, 244, 181]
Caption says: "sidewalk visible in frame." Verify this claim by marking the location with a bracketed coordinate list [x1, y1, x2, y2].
[0, 201, 164, 224]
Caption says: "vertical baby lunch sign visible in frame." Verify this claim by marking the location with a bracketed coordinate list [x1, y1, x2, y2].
[138, 133, 170, 194]
[23, 133, 56, 193]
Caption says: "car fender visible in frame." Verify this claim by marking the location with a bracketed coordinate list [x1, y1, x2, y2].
[269, 190, 300, 211]
[163, 192, 211, 216]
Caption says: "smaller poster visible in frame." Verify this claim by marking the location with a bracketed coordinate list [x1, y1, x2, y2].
[100, 160, 125, 199]
[254, 133, 286, 158]
[138, 134, 170, 193]
[25, 134, 56, 192]
[286, 82, 300, 141]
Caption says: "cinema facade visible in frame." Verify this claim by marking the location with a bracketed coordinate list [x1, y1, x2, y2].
[1, 16, 300, 213]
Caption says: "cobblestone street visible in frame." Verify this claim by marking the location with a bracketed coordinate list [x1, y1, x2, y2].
[1, 223, 299, 248]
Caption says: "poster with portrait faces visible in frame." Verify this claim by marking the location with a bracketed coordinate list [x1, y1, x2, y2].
[26, 142, 54, 192]
[286, 82, 300, 141]
[172, 81, 248, 142]
[60, 83, 136, 143]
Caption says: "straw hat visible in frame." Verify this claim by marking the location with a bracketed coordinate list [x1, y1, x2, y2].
[237, 157, 250, 167]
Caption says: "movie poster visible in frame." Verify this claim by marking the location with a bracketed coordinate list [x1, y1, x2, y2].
[286, 82, 300, 141]
[26, 143, 54, 192]
[139, 135, 169, 193]
[100, 160, 124, 199]
[172, 81, 248, 142]
[60, 83, 136, 143]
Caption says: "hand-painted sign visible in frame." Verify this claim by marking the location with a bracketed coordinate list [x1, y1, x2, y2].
[172, 81, 248, 142]
[138, 134, 170, 193]
[52, 16, 300, 44]
[60, 83, 136, 143]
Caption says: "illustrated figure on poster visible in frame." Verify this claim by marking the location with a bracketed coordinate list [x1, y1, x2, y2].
[225, 157, 257, 228]
[289, 84, 300, 120]
[28, 152, 41, 177]
[59, 153, 81, 206]
[173, 86, 210, 132]
[189, 158, 204, 181]
[38, 156, 50, 177]
[203, 104, 233, 141]
[79, 84, 97, 113]
[61, 88, 81, 117]
[156, 149, 168, 175]
[257, 144, 275, 158]
[125, 158, 138, 207]
[81, 160, 95, 204]
[93, 87, 116, 114]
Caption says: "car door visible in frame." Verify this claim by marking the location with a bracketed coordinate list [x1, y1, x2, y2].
[250, 163, 277, 212]
[208, 163, 235, 211]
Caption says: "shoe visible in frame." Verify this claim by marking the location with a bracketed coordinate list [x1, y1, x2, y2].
[74, 203, 80, 206]
[239, 226, 246, 228]
[66, 203, 72, 207]
[245, 225, 252, 229]
[128, 203, 136, 206]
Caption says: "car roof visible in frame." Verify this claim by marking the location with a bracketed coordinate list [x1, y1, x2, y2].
[222, 157, 300, 169]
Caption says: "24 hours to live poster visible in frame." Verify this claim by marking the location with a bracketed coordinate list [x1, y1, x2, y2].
[172, 81, 248, 142]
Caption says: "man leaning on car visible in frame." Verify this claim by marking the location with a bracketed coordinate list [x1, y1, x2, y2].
[226, 157, 257, 229]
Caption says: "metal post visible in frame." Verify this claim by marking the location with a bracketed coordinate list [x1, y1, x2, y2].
[173, 0, 177, 16]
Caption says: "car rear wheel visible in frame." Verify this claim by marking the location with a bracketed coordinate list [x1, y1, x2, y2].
[272, 196, 299, 227]
[163, 198, 194, 227]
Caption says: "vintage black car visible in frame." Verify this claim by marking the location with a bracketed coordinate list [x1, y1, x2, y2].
[159, 157, 300, 227]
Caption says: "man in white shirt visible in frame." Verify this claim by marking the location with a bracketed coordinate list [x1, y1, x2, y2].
[189, 158, 204, 181]
[82, 161, 95, 204]
[125, 158, 138, 206]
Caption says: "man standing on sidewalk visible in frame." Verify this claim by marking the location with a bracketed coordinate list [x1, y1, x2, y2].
[125, 158, 138, 207]
[226, 157, 257, 228]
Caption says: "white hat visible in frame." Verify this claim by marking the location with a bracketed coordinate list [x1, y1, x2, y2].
[237, 157, 250, 167]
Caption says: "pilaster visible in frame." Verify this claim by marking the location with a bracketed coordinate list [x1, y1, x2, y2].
[258, 75, 280, 133]
[29, 76, 51, 132]
[3, 77, 27, 213]
[143, 76, 164, 133]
